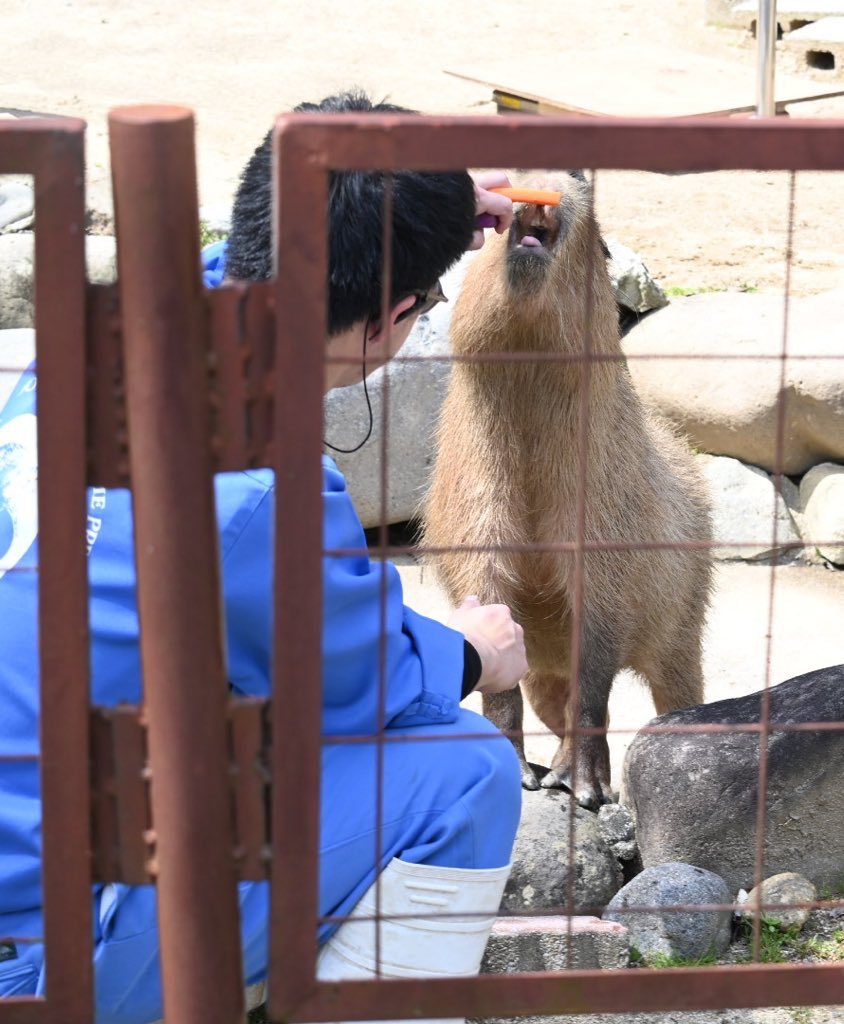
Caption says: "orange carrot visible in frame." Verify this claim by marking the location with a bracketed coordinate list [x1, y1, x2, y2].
[489, 187, 561, 206]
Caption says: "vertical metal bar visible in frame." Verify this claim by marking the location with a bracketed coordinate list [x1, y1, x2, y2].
[86, 282, 129, 490]
[750, 170, 798, 959]
[111, 712, 153, 885]
[90, 710, 121, 884]
[33, 121, 95, 1024]
[108, 105, 245, 1024]
[230, 702, 270, 881]
[268, 120, 326, 1018]
[373, 177, 395, 979]
[756, 0, 778, 117]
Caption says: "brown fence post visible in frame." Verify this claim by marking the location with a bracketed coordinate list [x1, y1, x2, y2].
[33, 119, 94, 1024]
[266, 115, 327, 1023]
[108, 105, 245, 1024]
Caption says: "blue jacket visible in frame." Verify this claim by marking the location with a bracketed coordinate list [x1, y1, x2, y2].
[0, 250, 465, 942]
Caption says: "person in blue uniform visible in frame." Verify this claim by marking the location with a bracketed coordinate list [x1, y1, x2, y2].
[0, 90, 523, 1023]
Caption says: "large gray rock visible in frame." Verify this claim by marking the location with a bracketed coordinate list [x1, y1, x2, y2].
[698, 454, 802, 561]
[0, 233, 116, 329]
[623, 291, 844, 476]
[800, 463, 844, 565]
[622, 664, 844, 895]
[603, 862, 733, 961]
[606, 237, 667, 315]
[325, 253, 474, 528]
[596, 802, 639, 864]
[0, 180, 34, 233]
[502, 787, 623, 917]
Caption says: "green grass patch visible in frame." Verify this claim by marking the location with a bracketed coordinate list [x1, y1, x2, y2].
[796, 929, 844, 962]
[739, 916, 805, 963]
[648, 950, 719, 968]
[817, 879, 844, 901]
[665, 286, 721, 297]
[665, 283, 759, 297]
[790, 1008, 813, 1024]
[630, 945, 719, 968]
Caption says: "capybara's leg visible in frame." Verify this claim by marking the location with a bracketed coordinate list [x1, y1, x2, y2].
[520, 669, 572, 783]
[648, 604, 706, 716]
[650, 651, 705, 716]
[482, 687, 539, 790]
[537, 623, 616, 808]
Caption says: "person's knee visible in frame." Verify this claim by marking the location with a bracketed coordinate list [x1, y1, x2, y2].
[454, 710, 522, 863]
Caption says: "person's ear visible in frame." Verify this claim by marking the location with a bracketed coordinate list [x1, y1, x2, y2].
[366, 294, 417, 344]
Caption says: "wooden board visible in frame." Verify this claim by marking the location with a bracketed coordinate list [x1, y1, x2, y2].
[445, 48, 844, 118]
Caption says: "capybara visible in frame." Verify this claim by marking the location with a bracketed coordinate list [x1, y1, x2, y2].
[424, 170, 713, 809]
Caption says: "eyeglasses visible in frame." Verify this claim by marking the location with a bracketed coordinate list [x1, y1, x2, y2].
[395, 279, 448, 324]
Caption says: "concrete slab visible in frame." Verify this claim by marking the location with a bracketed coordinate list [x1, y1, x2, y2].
[783, 17, 844, 75]
[732, 0, 844, 42]
[481, 916, 629, 973]
[445, 48, 844, 117]
[397, 561, 844, 792]
[733, 0, 844, 28]
[787, 13, 844, 37]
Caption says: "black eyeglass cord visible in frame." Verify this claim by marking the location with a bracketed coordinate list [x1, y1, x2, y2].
[323, 321, 374, 455]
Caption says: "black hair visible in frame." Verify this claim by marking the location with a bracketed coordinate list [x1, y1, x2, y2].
[224, 89, 476, 335]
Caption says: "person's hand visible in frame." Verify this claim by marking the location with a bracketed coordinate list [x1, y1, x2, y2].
[469, 171, 515, 251]
[447, 595, 527, 694]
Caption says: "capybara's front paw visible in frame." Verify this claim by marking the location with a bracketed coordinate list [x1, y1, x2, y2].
[521, 762, 541, 790]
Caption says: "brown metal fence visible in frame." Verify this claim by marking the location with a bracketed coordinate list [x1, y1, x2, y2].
[0, 115, 93, 1024]
[0, 106, 842, 1024]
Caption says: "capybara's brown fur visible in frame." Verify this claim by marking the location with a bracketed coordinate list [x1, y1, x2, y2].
[424, 170, 713, 808]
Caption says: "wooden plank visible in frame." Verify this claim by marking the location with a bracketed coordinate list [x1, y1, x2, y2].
[445, 47, 844, 118]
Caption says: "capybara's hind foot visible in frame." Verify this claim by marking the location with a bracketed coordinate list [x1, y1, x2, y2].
[540, 764, 612, 809]
[542, 735, 613, 809]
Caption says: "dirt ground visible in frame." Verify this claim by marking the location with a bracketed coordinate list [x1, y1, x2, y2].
[4, 0, 844, 295]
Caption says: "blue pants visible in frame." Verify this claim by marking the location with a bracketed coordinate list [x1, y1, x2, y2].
[1, 709, 521, 1024]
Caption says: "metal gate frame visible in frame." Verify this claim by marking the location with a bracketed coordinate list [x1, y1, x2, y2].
[1, 109, 843, 1024]
[0, 118, 93, 1023]
[266, 113, 844, 1022]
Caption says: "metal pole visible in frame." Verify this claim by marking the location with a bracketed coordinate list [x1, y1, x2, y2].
[109, 104, 246, 1024]
[31, 118, 95, 1024]
[757, 0, 778, 117]
[267, 116, 326, 1023]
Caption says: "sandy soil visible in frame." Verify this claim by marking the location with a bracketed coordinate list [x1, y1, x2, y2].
[4, 0, 844, 295]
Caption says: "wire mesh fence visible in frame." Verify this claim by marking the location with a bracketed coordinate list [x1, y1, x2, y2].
[0, 107, 842, 1024]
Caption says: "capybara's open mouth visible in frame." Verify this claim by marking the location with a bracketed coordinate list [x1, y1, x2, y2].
[508, 202, 564, 256]
[505, 201, 566, 290]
